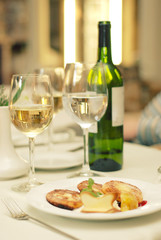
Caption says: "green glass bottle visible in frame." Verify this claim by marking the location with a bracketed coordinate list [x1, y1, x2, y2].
[89, 21, 124, 171]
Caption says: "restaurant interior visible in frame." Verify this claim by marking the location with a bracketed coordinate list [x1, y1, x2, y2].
[0, 0, 160, 114]
[1, 1, 161, 239]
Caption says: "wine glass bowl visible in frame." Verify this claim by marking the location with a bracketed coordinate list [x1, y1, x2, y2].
[63, 62, 108, 177]
[9, 74, 53, 192]
[39, 67, 64, 114]
[36, 67, 64, 146]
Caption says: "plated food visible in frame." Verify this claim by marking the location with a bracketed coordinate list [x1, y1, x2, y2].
[46, 178, 146, 213]
[26, 177, 161, 220]
[46, 189, 83, 210]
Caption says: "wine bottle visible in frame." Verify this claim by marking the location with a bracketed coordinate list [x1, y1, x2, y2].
[89, 21, 124, 171]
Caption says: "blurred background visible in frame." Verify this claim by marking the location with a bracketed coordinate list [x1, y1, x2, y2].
[0, 0, 161, 113]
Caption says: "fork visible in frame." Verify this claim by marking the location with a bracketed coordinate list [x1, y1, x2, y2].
[2, 197, 79, 240]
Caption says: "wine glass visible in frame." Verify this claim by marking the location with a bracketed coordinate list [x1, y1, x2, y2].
[36, 67, 64, 149]
[63, 62, 108, 177]
[9, 74, 53, 192]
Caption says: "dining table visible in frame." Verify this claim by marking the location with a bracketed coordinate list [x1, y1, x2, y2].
[1, 110, 161, 240]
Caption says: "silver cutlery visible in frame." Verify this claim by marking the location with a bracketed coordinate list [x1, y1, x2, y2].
[2, 197, 79, 240]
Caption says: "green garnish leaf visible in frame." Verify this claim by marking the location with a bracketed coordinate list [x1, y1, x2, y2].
[88, 178, 94, 189]
[81, 178, 103, 198]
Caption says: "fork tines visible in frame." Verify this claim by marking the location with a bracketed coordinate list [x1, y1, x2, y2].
[1, 197, 26, 219]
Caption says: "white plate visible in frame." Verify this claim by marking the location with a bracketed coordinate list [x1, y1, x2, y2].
[34, 151, 83, 170]
[26, 177, 161, 220]
[16, 140, 83, 170]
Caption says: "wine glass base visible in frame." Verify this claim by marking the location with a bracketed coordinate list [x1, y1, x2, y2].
[67, 170, 105, 178]
[11, 179, 43, 192]
[158, 166, 161, 173]
[157, 166, 161, 182]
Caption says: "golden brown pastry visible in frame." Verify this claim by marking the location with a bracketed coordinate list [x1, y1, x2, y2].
[102, 180, 143, 203]
[46, 189, 83, 210]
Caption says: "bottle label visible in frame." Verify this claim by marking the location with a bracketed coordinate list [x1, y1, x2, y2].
[112, 86, 124, 126]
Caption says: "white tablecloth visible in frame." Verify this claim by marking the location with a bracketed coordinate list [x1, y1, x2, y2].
[1, 141, 161, 240]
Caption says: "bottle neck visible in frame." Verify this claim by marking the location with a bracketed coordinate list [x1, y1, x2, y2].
[98, 24, 112, 63]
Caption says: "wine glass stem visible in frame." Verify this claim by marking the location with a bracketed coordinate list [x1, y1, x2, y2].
[82, 128, 90, 173]
[48, 124, 53, 150]
[47, 115, 55, 150]
[28, 137, 36, 184]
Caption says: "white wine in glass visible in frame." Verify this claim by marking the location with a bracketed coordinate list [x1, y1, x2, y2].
[9, 74, 53, 192]
[36, 67, 64, 147]
[63, 62, 108, 177]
